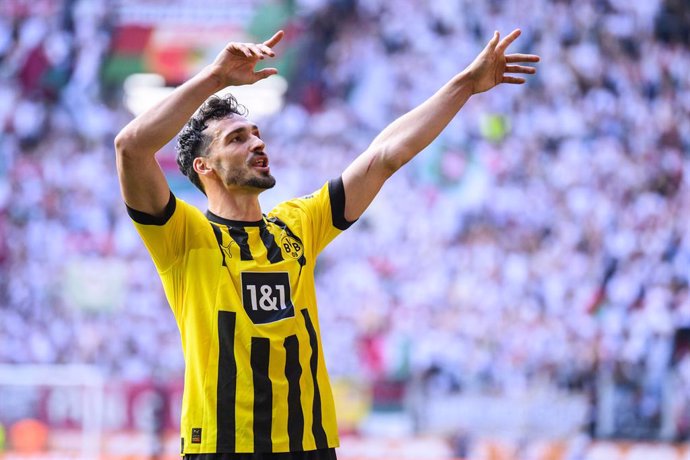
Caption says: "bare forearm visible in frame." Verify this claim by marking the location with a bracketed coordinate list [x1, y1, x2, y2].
[114, 67, 222, 157]
[370, 72, 474, 170]
[342, 29, 538, 223]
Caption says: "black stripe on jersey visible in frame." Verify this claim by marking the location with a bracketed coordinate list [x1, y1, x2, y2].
[217, 311, 237, 452]
[284, 335, 304, 451]
[251, 337, 272, 452]
[301, 309, 328, 449]
[328, 177, 355, 230]
[227, 227, 253, 261]
[211, 224, 227, 267]
[126, 191, 177, 226]
[259, 225, 284, 264]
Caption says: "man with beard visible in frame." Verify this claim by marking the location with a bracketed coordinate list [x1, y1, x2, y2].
[115, 29, 538, 459]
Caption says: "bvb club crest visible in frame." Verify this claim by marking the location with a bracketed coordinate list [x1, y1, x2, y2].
[281, 234, 303, 259]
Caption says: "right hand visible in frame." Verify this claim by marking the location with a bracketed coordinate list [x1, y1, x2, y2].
[207, 30, 285, 87]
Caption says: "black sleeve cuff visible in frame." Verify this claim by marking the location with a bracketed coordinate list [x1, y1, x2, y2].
[328, 177, 356, 230]
[126, 191, 177, 226]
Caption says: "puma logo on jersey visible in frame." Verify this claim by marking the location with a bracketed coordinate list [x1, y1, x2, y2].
[221, 240, 234, 259]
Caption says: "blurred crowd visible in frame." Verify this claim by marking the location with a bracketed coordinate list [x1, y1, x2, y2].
[2, 0, 690, 437]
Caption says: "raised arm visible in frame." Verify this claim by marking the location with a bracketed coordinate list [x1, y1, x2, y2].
[341, 29, 539, 222]
[114, 31, 284, 216]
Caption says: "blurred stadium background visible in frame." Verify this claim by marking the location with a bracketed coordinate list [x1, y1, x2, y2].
[2, 0, 690, 458]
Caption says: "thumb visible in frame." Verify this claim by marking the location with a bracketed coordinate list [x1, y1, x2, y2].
[253, 68, 278, 82]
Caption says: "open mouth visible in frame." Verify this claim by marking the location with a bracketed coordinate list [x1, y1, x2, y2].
[251, 155, 270, 171]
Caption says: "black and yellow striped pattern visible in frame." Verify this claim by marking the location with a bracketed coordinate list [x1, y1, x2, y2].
[214, 309, 330, 452]
[128, 179, 352, 454]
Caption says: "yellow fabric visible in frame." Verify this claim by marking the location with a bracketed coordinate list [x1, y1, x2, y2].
[130, 182, 343, 454]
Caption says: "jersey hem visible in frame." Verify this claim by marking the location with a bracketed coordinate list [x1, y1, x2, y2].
[182, 444, 340, 455]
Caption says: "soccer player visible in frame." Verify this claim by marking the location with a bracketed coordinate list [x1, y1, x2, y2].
[115, 29, 538, 459]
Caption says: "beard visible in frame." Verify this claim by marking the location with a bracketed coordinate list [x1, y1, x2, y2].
[244, 173, 276, 190]
[224, 168, 276, 190]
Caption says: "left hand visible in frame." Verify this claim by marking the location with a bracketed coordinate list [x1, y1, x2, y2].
[463, 29, 540, 94]
[207, 30, 285, 87]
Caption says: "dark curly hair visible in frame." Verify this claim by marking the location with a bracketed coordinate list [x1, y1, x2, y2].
[176, 94, 248, 194]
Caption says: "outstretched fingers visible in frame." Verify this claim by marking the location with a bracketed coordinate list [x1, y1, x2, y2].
[486, 31, 500, 50]
[246, 43, 269, 59]
[251, 31, 283, 81]
[231, 43, 254, 58]
[503, 53, 539, 84]
[258, 44, 276, 57]
[503, 63, 538, 85]
[496, 28, 521, 53]
[227, 35, 281, 61]
[253, 67, 279, 82]
[506, 65, 536, 74]
[506, 53, 540, 63]
[263, 30, 284, 49]
[502, 76, 526, 84]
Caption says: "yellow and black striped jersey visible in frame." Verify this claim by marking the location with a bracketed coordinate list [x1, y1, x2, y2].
[127, 178, 353, 454]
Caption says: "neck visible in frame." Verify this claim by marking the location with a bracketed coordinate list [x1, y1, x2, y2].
[207, 189, 263, 222]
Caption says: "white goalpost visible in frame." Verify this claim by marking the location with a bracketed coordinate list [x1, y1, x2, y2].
[0, 364, 105, 459]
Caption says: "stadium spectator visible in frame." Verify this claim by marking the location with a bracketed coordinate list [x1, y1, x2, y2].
[2, 0, 690, 442]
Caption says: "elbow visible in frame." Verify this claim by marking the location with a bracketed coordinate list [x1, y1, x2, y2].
[114, 130, 133, 158]
[114, 128, 148, 161]
[377, 147, 408, 176]
[367, 135, 414, 176]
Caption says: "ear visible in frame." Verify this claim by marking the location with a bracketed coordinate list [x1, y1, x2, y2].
[193, 156, 213, 177]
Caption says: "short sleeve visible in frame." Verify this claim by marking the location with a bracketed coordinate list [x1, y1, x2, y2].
[290, 177, 356, 256]
[126, 192, 193, 273]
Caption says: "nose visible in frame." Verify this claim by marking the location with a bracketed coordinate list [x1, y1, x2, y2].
[251, 135, 265, 152]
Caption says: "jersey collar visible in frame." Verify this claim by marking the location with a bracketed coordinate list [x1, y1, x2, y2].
[205, 210, 266, 227]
